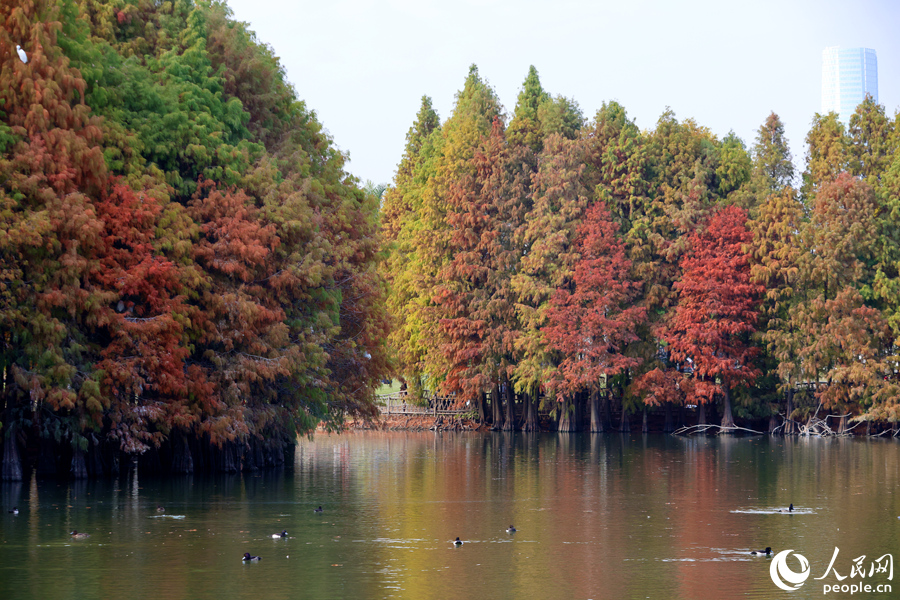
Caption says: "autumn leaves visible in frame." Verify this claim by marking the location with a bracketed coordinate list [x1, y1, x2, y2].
[382, 65, 900, 430]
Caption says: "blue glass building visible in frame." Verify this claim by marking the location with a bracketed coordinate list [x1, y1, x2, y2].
[821, 47, 878, 124]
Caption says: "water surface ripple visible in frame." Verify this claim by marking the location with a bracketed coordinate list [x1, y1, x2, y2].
[2, 433, 898, 599]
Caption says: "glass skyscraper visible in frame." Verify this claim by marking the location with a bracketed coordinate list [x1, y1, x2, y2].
[821, 47, 878, 124]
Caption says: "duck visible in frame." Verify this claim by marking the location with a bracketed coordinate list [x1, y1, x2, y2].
[70, 530, 91, 540]
[506, 525, 516, 533]
[454, 537, 463, 546]
[8, 507, 18, 515]
[272, 530, 288, 539]
[780, 503, 794, 513]
[314, 506, 324, 513]
[751, 547, 772, 556]
[242, 552, 262, 562]
[156, 505, 165, 513]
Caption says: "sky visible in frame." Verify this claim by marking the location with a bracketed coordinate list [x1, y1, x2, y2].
[223, 0, 900, 187]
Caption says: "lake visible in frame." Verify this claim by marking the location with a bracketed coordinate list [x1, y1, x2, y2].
[1, 432, 898, 599]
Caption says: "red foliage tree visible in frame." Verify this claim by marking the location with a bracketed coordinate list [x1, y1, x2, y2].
[92, 181, 194, 453]
[655, 205, 763, 428]
[433, 119, 519, 416]
[544, 200, 645, 430]
[188, 180, 290, 446]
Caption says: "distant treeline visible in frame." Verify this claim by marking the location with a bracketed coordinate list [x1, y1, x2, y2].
[0, 0, 390, 479]
[382, 65, 900, 434]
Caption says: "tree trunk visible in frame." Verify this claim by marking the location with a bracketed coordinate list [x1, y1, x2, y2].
[172, 430, 194, 474]
[589, 389, 603, 432]
[619, 404, 630, 432]
[784, 388, 795, 435]
[502, 378, 516, 431]
[217, 442, 241, 473]
[642, 406, 648, 433]
[663, 401, 674, 432]
[244, 438, 264, 471]
[698, 402, 707, 426]
[522, 390, 539, 432]
[87, 436, 105, 477]
[490, 382, 502, 430]
[475, 390, 486, 423]
[837, 414, 847, 434]
[71, 447, 88, 479]
[557, 397, 580, 432]
[1, 424, 22, 481]
[720, 385, 735, 429]
[605, 392, 613, 430]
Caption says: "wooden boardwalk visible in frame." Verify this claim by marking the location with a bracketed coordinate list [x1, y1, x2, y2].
[376, 391, 471, 416]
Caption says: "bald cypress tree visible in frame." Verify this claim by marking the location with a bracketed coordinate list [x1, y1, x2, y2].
[381, 97, 441, 398]
[752, 112, 795, 194]
[507, 65, 550, 153]
[396, 66, 504, 405]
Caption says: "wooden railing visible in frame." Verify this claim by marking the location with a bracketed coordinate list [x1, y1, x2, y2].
[376, 391, 472, 416]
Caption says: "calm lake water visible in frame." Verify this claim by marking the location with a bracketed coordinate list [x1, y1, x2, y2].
[1, 432, 899, 600]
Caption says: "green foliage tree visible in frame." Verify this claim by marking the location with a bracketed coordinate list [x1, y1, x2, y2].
[848, 95, 895, 187]
[780, 174, 891, 422]
[801, 112, 848, 201]
[399, 65, 503, 397]
[752, 112, 795, 195]
[380, 97, 440, 397]
[749, 186, 805, 430]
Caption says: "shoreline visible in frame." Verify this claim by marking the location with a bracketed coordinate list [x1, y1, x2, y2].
[342, 414, 895, 437]
[345, 415, 491, 432]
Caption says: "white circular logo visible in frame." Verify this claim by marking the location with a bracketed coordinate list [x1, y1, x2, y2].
[770, 549, 811, 592]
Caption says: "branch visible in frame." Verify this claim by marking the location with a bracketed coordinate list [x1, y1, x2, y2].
[796, 412, 860, 437]
[672, 423, 765, 436]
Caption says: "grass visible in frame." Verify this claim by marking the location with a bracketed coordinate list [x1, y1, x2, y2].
[375, 379, 402, 396]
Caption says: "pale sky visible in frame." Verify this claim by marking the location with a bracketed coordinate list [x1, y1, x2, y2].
[224, 0, 900, 187]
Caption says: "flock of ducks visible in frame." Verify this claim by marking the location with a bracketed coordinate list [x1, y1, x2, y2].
[7, 501, 794, 559]
[5, 502, 321, 557]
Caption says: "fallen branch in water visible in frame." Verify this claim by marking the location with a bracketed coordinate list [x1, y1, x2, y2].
[672, 423, 765, 436]
[866, 425, 900, 438]
[798, 411, 861, 437]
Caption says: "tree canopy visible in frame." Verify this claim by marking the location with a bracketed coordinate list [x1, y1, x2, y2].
[0, 0, 389, 477]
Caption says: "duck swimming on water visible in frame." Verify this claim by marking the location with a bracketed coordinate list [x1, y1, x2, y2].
[242, 552, 261, 562]
[272, 530, 288, 539]
[506, 526, 516, 533]
[751, 547, 772, 556]
[454, 537, 463, 546]
[70, 531, 90, 540]
[8, 507, 18, 515]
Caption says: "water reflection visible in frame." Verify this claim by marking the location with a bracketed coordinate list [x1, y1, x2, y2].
[1, 433, 899, 599]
